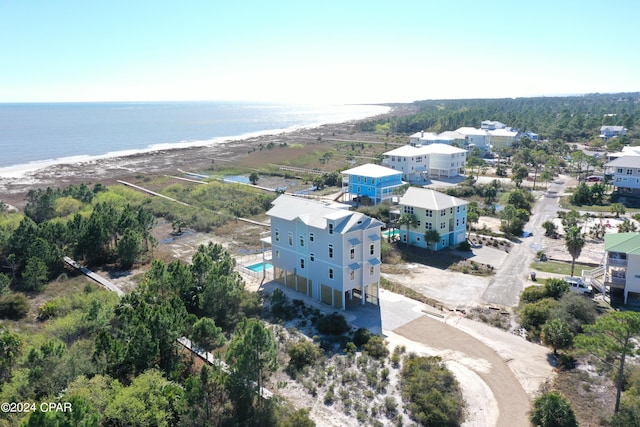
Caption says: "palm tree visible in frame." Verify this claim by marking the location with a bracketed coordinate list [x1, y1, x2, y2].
[565, 226, 585, 277]
[397, 213, 418, 247]
[424, 230, 440, 253]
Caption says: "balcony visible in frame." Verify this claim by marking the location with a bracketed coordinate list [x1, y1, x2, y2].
[607, 257, 628, 267]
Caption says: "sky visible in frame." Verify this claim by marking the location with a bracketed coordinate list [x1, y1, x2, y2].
[1, 0, 638, 104]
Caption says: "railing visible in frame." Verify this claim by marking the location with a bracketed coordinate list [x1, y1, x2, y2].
[607, 257, 628, 267]
[237, 265, 274, 281]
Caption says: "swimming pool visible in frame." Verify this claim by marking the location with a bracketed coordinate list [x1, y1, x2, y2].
[382, 230, 399, 238]
[246, 262, 274, 272]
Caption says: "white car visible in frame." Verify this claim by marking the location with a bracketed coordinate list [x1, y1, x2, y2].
[565, 277, 592, 296]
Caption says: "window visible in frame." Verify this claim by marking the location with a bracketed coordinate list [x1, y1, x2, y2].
[329, 268, 334, 279]
[310, 253, 315, 262]
[329, 244, 333, 258]
[357, 176, 361, 182]
[300, 259, 305, 269]
[288, 232, 293, 246]
[364, 177, 368, 183]
[462, 217, 466, 224]
[350, 247, 355, 259]
[369, 243, 375, 255]
[617, 168, 623, 173]
[456, 206, 460, 213]
[275, 250, 280, 258]
[309, 232, 315, 242]
[456, 219, 459, 226]
[299, 235, 304, 247]
[275, 229, 280, 242]
[450, 208, 453, 214]
[425, 222, 432, 230]
[329, 223, 334, 234]
[350, 270, 355, 280]
[628, 169, 634, 175]
[426, 209, 432, 217]
[404, 206, 414, 214]
[416, 220, 421, 227]
[369, 266, 375, 276]
[440, 209, 446, 216]
[440, 222, 445, 229]
[441, 239, 446, 246]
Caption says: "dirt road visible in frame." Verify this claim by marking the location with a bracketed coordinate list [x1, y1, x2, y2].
[395, 316, 532, 427]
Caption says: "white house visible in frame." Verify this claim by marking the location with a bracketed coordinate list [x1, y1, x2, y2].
[455, 127, 491, 151]
[488, 128, 519, 150]
[481, 120, 507, 130]
[397, 187, 468, 251]
[605, 156, 640, 195]
[382, 144, 467, 182]
[585, 233, 640, 305]
[265, 195, 383, 309]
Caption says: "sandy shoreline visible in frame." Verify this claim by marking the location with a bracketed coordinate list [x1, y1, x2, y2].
[0, 104, 415, 209]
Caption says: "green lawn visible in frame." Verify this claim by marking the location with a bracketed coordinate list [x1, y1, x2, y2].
[530, 260, 593, 276]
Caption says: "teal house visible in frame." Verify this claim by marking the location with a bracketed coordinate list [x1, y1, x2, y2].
[341, 163, 404, 205]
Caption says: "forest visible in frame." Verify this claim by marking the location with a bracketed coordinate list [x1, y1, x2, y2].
[360, 92, 640, 142]
[0, 183, 314, 426]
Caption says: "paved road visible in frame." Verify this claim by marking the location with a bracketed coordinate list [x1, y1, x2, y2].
[482, 177, 568, 305]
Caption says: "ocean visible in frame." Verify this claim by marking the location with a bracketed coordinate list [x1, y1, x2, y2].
[0, 102, 389, 175]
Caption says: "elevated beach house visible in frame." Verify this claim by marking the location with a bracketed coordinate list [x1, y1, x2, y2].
[397, 187, 468, 251]
[265, 195, 383, 309]
[604, 155, 640, 195]
[341, 163, 403, 205]
[600, 125, 628, 140]
[585, 232, 640, 305]
[382, 144, 467, 182]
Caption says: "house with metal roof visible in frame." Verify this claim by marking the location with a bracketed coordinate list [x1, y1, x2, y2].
[604, 156, 640, 194]
[488, 128, 519, 151]
[600, 125, 628, 140]
[455, 127, 491, 151]
[265, 195, 383, 309]
[397, 187, 468, 251]
[585, 233, 640, 305]
[340, 163, 403, 205]
[382, 144, 467, 182]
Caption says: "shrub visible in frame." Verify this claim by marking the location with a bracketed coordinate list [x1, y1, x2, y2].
[458, 241, 471, 251]
[521, 286, 548, 303]
[316, 313, 349, 335]
[0, 293, 29, 320]
[287, 341, 322, 373]
[363, 335, 389, 360]
[520, 298, 559, 339]
[543, 278, 569, 300]
[353, 327, 371, 347]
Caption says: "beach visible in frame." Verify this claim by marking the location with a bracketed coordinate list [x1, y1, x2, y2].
[0, 104, 415, 210]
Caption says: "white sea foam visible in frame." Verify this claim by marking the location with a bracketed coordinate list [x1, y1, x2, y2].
[0, 104, 390, 178]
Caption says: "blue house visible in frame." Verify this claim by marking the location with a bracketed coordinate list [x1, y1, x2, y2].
[341, 163, 403, 205]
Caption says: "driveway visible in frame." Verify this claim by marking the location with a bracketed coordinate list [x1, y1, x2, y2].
[344, 289, 554, 427]
[482, 177, 568, 305]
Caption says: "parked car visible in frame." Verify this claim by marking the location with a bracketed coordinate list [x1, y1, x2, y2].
[586, 175, 603, 182]
[565, 276, 592, 295]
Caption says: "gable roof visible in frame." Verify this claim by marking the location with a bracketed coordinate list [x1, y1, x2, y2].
[455, 127, 489, 136]
[398, 187, 468, 211]
[341, 163, 402, 178]
[605, 156, 640, 168]
[605, 232, 640, 255]
[267, 195, 383, 232]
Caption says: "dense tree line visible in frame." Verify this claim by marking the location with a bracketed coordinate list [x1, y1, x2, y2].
[359, 93, 640, 142]
[0, 240, 310, 426]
